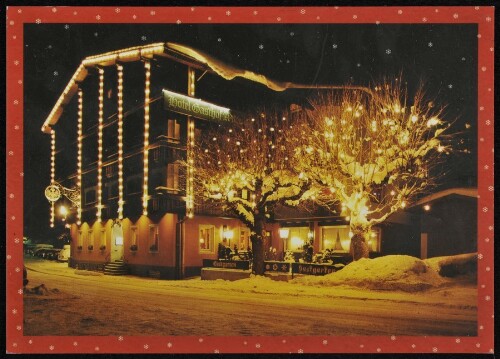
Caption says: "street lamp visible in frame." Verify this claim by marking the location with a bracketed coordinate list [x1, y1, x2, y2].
[223, 229, 234, 247]
[59, 205, 68, 221]
[279, 228, 289, 255]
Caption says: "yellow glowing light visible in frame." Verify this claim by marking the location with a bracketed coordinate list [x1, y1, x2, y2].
[437, 145, 445, 152]
[411, 115, 418, 123]
[401, 201, 407, 208]
[390, 190, 396, 196]
[426, 117, 440, 127]
[291, 237, 304, 248]
[423, 204, 431, 211]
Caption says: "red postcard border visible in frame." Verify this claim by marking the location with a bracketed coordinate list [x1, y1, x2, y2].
[5, 6, 494, 354]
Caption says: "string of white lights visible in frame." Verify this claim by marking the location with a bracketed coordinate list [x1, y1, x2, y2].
[50, 130, 56, 228]
[77, 89, 83, 225]
[96, 68, 104, 221]
[117, 64, 124, 220]
[186, 68, 196, 218]
[143, 61, 151, 216]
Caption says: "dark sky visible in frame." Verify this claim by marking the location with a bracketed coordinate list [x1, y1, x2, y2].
[23, 23, 478, 241]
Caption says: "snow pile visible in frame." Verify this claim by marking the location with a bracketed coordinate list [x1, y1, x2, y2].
[425, 253, 477, 278]
[294, 255, 446, 292]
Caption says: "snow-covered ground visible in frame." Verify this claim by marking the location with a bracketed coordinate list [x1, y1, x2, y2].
[23, 254, 477, 336]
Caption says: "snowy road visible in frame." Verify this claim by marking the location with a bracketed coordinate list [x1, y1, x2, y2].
[23, 259, 477, 336]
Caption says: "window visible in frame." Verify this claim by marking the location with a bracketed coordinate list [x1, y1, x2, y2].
[149, 225, 159, 252]
[238, 227, 250, 250]
[367, 227, 381, 252]
[88, 230, 94, 250]
[321, 226, 381, 253]
[286, 227, 309, 251]
[78, 230, 83, 247]
[167, 119, 180, 141]
[126, 175, 142, 195]
[107, 180, 118, 199]
[84, 187, 97, 205]
[100, 228, 106, 248]
[166, 163, 179, 190]
[199, 225, 214, 252]
[129, 226, 138, 251]
[241, 189, 248, 200]
[321, 226, 350, 252]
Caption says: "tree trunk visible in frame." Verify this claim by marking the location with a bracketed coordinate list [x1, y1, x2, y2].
[251, 215, 266, 275]
[349, 227, 370, 261]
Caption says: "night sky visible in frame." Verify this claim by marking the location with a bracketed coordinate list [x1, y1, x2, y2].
[23, 23, 478, 242]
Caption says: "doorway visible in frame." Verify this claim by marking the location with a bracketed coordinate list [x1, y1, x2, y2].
[111, 222, 124, 262]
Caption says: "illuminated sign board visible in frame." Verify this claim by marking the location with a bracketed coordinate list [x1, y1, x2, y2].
[163, 89, 233, 122]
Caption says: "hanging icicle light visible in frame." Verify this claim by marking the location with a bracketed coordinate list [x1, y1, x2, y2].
[77, 89, 83, 225]
[142, 61, 151, 216]
[50, 129, 56, 228]
[117, 64, 124, 220]
[186, 67, 196, 219]
[96, 68, 104, 221]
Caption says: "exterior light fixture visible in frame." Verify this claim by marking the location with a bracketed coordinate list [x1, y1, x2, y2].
[223, 228, 234, 247]
[59, 205, 68, 221]
[279, 228, 290, 240]
[279, 228, 290, 252]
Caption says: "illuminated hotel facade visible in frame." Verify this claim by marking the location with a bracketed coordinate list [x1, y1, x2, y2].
[41, 43, 476, 279]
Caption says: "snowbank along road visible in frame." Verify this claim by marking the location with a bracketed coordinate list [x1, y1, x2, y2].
[23, 259, 477, 336]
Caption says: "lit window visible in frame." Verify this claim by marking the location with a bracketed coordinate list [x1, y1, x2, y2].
[199, 225, 214, 252]
[149, 225, 159, 252]
[321, 226, 350, 252]
[166, 163, 179, 190]
[286, 227, 308, 251]
[367, 227, 381, 252]
[167, 119, 180, 141]
[238, 227, 250, 250]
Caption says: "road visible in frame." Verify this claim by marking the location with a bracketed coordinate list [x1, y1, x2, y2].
[23, 258, 477, 336]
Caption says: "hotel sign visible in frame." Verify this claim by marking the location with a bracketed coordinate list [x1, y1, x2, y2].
[291, 263, 337, 276]
[163, 89, 233, 122]
[203, 259, 250, 270]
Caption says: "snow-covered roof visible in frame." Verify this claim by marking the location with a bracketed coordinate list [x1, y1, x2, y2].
[41, 42, 372, 133]
[411, 187, 477, 207]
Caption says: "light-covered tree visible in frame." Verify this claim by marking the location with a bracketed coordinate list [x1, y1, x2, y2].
[295, 84, 451, 260]
[192, 112, 310, 274]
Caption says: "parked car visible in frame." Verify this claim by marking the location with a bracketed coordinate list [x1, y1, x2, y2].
[30, 244, 53, 256]
[46, 249, 62, 260]
[34, 248, 51, 258]
[57, 245, 71, 262]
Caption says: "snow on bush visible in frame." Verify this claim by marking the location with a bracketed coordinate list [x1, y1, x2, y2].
[424, 253, 477, 278]
[294, 255, 445, 292]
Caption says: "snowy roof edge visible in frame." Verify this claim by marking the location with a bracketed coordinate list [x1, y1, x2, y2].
[41, 42, 371, 133]
[411, 187, 478, 207]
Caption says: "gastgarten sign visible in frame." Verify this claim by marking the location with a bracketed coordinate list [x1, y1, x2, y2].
[163, 89, 232, 122]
